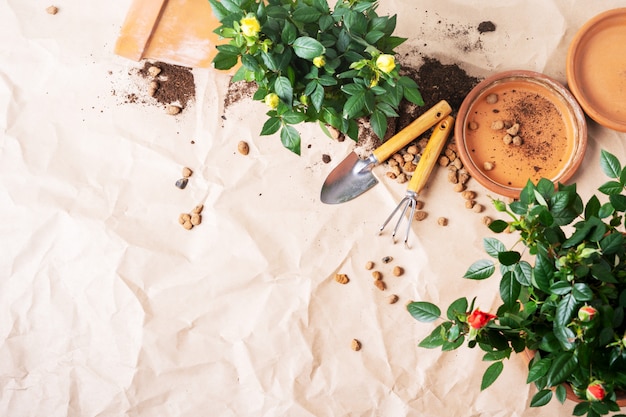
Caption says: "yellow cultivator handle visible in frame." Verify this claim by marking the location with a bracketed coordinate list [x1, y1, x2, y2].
[372, 100, 452, 163]
[408, 115, 455, 194]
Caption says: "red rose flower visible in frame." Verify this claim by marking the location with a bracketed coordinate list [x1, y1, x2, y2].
[467, 309, 497, 329]
[586, 381, 606, 401]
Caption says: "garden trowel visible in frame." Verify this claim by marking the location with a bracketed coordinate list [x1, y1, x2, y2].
[320, 100, 452, 204]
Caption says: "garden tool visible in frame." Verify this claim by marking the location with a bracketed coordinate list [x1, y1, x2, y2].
[114, 0, 224, 69]
[320, 100, 452, 204]
[379, 115, 455, 248]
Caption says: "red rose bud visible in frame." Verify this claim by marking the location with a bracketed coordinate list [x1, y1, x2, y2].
[578, 305, 597, 322]
[585, 381, 606, 401]
[467, 309, 497, 329]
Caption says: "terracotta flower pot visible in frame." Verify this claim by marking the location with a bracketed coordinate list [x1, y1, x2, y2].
[522, 349, 626, 406]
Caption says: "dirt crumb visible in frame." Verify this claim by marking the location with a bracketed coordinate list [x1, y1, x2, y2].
[478, 21, 497, 34]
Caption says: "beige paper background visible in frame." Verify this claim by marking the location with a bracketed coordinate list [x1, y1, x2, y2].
[2, 1, 626, 416]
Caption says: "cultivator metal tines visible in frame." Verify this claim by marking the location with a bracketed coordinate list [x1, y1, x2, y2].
[379, 116, 455, 248]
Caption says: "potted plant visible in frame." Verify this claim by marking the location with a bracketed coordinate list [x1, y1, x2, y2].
[208, 0, 423, 155]
[408, 150, 626, 417]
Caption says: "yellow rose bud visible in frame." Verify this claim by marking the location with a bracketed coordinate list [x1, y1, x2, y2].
[313, 55, 326, 68]
[240, 14, 261, 38]
[264, 93, 280, 109]
[376, 54, 396, 73]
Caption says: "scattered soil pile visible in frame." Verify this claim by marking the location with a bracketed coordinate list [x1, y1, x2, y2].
[112, 61, 195, 114]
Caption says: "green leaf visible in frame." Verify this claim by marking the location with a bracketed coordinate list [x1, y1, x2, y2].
[463, 260, 495, 280]
[407, 301, 441, 322]
[370, 109, 387, 139]
[584, 195, 601, 219]
[418, 323, 448, 348]
[482, 349, 511, 361]
[282, 111, 307, 125]
[292, 36, 325, 59]
[513, 261, 533, 286]
[343, 91, 366, 119]
[549, 281, 572, 296]
[500, 271, 521, 307]
[498, 251, 521, 266]
[480, 361, 504, 390]
[532, 254, 553, 292]
[527, 357, 552, 383]
[260, 117, 281, 135]
[600, 149, 621, 179]
[280, 125, 301, 155]
[213, 51, 240, 70]
[310, 83, 325, 111]
[572, 402, 590, 416]
[483, 237, 506, 258]
[610, 194, 626, 211]
[555, 384, 567, 404]
[364, 30, 385, 44]
[572, 283, 593, 301]
[281, 22, 298, 45]
[530, 389, 553, 407]
[488, 219, 509, 233]
[546, 352, 577, 387]
[446, 297, 468, 321]
[555, 293, 578, 327]
[208, 0, 231, 21]
[292, 6, 322, 23]
[598, 202, 615, 218]
[274, 76, 293, 106]
[598, 180, 623, 195]
[600, 231, 624, 255]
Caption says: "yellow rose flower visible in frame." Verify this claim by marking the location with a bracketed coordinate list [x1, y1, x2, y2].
[375, 54, 396, 73]
[240, 14, 261, 38]
[313, 55, 326, 68]
[264, 93, 280, 109]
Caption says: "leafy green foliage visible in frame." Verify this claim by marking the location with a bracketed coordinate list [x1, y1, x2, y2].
[410, 151, 626, 417]
[209, 0, 423, 154]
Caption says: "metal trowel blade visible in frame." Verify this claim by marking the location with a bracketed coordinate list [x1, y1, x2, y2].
[320, 152, 378, 204]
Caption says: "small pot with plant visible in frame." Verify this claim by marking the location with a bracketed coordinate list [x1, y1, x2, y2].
[408, 150, 626, 417]
[208, 0, 424, 155]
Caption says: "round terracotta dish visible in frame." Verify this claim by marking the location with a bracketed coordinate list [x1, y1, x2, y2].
[455, 70, 587, 199]
[567, 8, 626, 132]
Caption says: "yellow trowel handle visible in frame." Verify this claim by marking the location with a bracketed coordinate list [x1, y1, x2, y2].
[372, 100, 452, 163]
[408, 115, 455, 194]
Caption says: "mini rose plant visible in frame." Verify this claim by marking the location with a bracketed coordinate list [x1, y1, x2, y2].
[408, 150, 626, 417]
[209, 0, 423, 155]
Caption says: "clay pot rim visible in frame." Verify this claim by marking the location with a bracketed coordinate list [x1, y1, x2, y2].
[567, 8, 626, 132]
[454, 70, 588, 199]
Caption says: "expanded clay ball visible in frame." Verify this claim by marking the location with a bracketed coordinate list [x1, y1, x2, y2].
[387, 294, 399, 304]
[482, 216, 493, 226]
[148, 66, 162, 77]
[365, 261, 374, 270]
[491, 120, 504, 130]
[372, 271, 383, 280]
[486, 93, 498, 104]
[166, 105, 181, 115]
[437, 217, 448, 226]
[334, 273, 349, 284]
[374, 280, 386, 291]
[392, 266, 404, 277]
[453, 183, 466, 192]
[238, 141, 250, 155]
[46, 5, 58, 14]
[483, 161, 495, 171]
[414, 211, 428, 221]
[351, 339, 362, 351]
